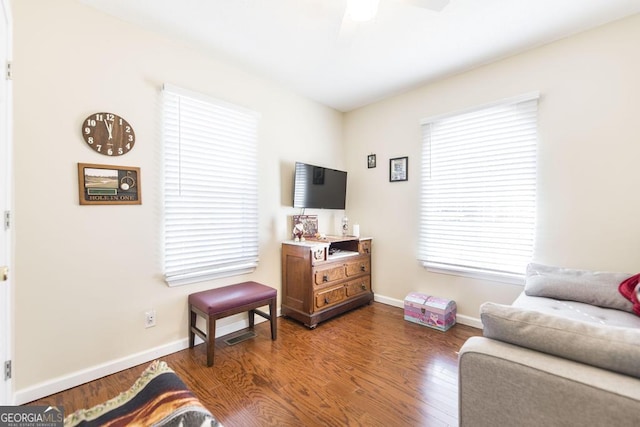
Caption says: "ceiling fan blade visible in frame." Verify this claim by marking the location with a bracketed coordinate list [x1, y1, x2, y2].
[400, 0, 450, 12]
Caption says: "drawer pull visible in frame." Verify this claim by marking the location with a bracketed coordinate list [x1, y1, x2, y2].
[360, 264, 366, 272]
[324, 297, 330, 304]
[360, 283, 366, 290]
[323, 274, 329, 282]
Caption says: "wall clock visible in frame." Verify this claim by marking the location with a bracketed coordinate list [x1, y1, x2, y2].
[82, 112, 135, 156]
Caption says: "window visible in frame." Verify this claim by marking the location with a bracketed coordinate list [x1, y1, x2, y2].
[162, 84, 260, 286]
[418, 93, 539, 282]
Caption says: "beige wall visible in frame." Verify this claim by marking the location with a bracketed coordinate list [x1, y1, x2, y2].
[11, 0, 640, 401]
[11, 0, 343, 397]
[344, 14, 640, 319]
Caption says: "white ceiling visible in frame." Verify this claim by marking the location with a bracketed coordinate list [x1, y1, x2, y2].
[80, 0, 640, 112]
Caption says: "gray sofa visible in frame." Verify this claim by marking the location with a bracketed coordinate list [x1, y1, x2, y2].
[458, 263, 640, 427]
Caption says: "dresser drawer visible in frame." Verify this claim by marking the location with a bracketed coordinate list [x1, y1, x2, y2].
[314, 265, 345, 285]
[315, 286, 346, 309]
[345, 258, 370, 277]
[359, 240, 371, 255]
[345, 276, 371, 297]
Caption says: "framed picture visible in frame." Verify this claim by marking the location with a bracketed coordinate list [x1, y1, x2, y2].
[293, 215, 318, 237]
[78, 163, 141, 205]
[389, 156, 408, 182]
[367, 154, 376, 169]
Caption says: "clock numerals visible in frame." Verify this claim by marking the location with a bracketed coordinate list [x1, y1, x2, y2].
[93, 113, 115, 122]
[81, 112, 135, 156]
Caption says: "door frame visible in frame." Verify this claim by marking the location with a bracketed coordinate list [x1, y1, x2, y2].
[0, 0, 13, 405]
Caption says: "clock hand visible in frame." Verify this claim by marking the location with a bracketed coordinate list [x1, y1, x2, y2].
[104, 120, 114, 140]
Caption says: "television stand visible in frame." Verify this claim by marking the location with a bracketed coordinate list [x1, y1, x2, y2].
[281, 236, 373, 328]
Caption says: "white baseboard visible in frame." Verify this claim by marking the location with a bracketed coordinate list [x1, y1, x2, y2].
[15, 297, 481, 404]
[456, 314, 483, 329]
[374, 293, 404, 308]
[14, 316, 268, 405]
[15, 338, 189, 405]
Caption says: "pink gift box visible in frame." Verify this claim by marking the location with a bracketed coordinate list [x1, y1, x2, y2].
[404, 292, 456, 331]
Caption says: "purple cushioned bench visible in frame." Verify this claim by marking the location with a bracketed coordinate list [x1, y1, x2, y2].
[188, 281, 277, 366]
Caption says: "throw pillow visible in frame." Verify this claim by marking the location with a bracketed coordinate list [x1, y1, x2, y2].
[524, 262, 633, 313]
[65, 360, 220, 427]
[481, 302, 640, 379]
[618, 273, 640, 316]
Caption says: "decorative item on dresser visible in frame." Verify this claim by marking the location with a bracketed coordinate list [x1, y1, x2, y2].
[292, 214, 318, 239]
[281, 236, 373, 328]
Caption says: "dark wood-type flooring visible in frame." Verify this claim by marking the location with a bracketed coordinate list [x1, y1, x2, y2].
[29, 302, 482, 426]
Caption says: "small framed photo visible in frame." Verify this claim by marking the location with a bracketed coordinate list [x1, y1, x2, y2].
[367, 154, 376, 169]
[78, 163, 141, 205]
[293, 215, 318, 238]
[389, 156, 408, 182]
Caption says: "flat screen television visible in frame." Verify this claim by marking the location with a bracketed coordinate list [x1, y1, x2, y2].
[293, 162, 347, 209]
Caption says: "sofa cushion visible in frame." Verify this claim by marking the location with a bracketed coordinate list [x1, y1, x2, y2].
[481, 302, 640, 379]
[513, 293, 640, 328]
[524, 263, 634, 313]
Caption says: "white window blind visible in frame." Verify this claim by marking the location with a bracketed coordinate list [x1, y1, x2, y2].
[419, 93, 539, 281]
[162, 84, 260, 286]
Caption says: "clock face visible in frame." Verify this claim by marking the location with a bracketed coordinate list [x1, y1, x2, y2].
[82, 112, 135, 156]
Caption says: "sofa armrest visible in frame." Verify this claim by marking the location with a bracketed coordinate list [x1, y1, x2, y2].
[458, 337, 640, 427]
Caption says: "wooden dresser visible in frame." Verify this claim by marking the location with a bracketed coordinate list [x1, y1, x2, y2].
[281, 236, 373, 328]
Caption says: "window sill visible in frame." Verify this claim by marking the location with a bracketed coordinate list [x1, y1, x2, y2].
[165, 265, 257, 287]
[422, 262, 524, 286]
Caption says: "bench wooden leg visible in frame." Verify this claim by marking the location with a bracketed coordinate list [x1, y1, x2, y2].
[207, 315, 216, 367]
[249, 309, 255, 330]
[269, 297, 277, 340]
[189, 305, 196, 348]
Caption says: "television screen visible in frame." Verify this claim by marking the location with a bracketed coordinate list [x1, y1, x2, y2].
[293, 162, 347, 209]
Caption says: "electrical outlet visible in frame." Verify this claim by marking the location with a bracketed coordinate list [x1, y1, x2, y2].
[145, 310, 156, 328]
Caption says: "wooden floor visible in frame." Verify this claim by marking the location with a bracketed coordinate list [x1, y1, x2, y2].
[29, 302, 481, 427]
